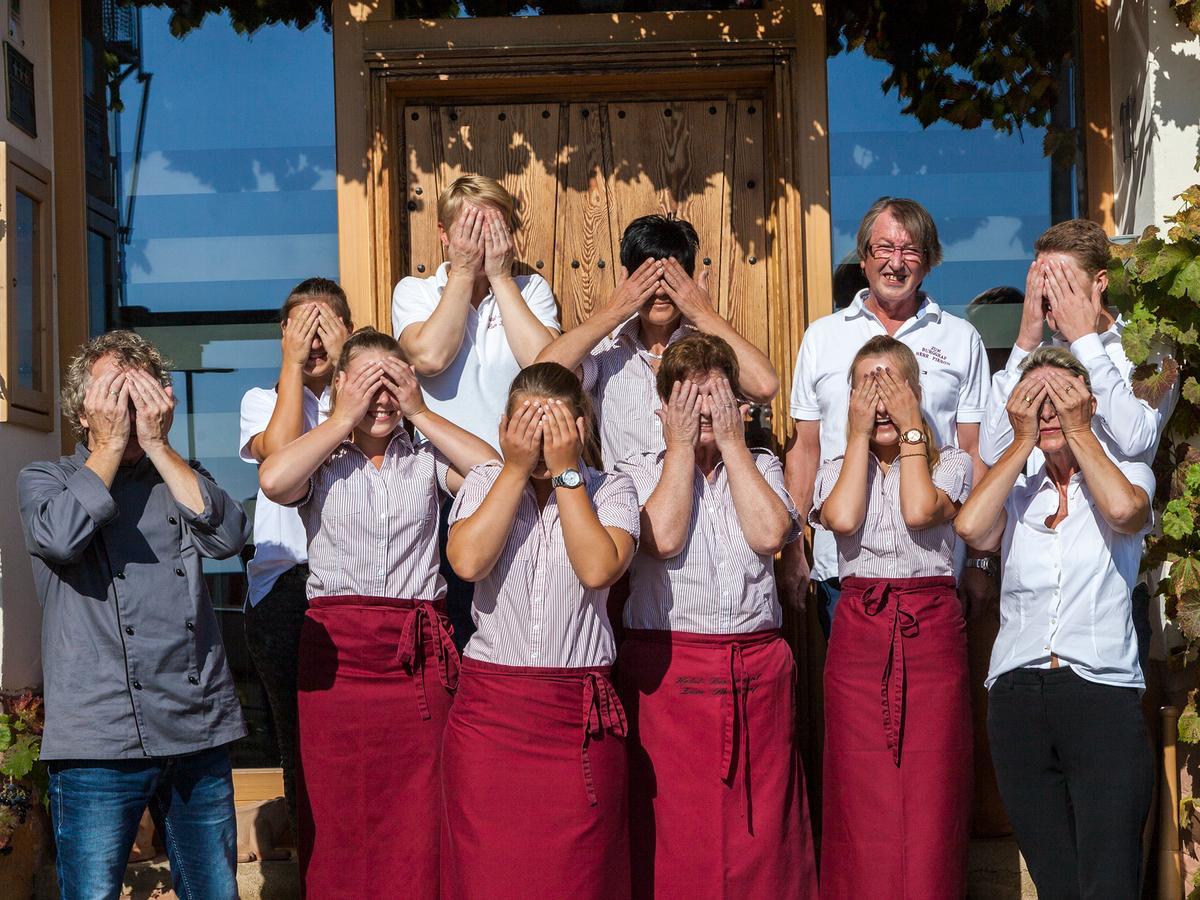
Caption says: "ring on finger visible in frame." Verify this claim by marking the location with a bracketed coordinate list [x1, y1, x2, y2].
[1023, 396, 1032, 405]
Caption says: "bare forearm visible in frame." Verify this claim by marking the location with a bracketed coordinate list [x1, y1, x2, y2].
[491, 275, 557, 367]
[410, 410, 499, 473]
[558, 489, 628, 589]
[957, 439, 1029, 549]
[259, 417, 351, 504]
[144, 444, 205, 514]
[445, 466, 524, 580]
[897, 454, 950, 528]
[723, 444, 791, 553]
[641, 447, 696, 558]
[783, 425, 820, 519]
[535, 307, 626, 372]
[401, 274, 473, 375]
[693, 313, 778, 402]
[258, 366, 307, 460]
[84, 443, 124, 490]
[1066, 429, 1150, 532]
[820, 437, 870, 535]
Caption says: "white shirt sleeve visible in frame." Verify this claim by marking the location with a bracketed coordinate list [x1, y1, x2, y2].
[522, 274, 562, 333]
[1070, 332, 1161, 460]
[391, 276, 439, 339]
[239, 388, 278, 463]
[789, 332, 821, 421]
[979, 344, 1032, 466]
[956, 325, 990, 423]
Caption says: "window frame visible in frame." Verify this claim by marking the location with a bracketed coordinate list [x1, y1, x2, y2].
[0, 142, 54, 431]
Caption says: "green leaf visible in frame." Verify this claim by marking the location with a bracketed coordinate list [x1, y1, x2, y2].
[1182, 706, 1200, 743]
[1188, 463, 1200, 495]
[0, 723, 11, 750]
[1164, 499, 1196, 540]
[1132, 357, 1179, 406]
[1121, 306, 1158, 365]
[1142, 241, 1192, 283]
[1170, 257, 1200, 302]
[0, 734, 38, 779]
[1183, 377, 1200, 406]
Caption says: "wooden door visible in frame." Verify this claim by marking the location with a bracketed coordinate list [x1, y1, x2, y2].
[401, 96, 772, 378]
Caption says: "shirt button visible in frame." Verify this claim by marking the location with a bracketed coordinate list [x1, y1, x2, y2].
[175, 567, 185, 577]
[125, 626, 134, 636]
[379, 512, 387, 520]
[132, 680, 143, 691]
[188, 675, 199, 685]
[186, 622, 195, 632]
[168, 516, 178, 525]
[116, 572, 126, 580]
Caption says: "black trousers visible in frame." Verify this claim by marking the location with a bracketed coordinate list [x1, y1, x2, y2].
[244, 563, 309, 828]
[987, 667, 1154, 900]
[439, 495, 476, 652]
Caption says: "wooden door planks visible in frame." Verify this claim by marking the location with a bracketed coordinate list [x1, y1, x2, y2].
[403, 106, 443, 288]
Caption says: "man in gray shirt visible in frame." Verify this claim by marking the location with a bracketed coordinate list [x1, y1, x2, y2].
[18, 331, 249, 900]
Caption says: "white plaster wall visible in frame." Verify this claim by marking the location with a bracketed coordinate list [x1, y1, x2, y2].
[1109, 0, 1200, 234]
[0, 0, 59, 690]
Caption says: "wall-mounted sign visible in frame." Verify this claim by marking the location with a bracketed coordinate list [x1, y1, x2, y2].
[5, 40, 35, 137]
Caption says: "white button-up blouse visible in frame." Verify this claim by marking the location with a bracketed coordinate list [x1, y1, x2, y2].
[449, 462, 641, 668]
[986, 459, 1155, 690]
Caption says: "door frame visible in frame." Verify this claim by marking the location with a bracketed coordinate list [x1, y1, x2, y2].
[331, 0, 833, 412]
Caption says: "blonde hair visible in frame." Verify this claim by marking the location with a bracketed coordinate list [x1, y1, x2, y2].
[847, 335, 941, 468]
[330, 327, 402, 409]
[62, 331, 172, 440]
[437, 175, 519, 232]
[1017, 345, 1093, 390]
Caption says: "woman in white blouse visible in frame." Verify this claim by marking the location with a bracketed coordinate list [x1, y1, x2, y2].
[442, 362, 640, 900]
[956, 345, 1155, 899]
[811, 335, 974, 899]
[259, 328, 495, 899]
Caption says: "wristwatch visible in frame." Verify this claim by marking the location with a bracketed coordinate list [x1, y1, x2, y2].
[965, 556, 999, 577]
[900, 428, 926, 445]
[551, 468, 584, 489]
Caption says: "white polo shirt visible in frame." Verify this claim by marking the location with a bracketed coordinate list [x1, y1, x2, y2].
[238, 384, 330, 607]
[986, 459, 1155, 690]
[391, 263, 561, 446]
[790, 289, 990, 581]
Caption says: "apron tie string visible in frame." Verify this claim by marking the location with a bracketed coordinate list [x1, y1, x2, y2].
[396, 603, 460, 721]
[862, 582, 921, 767]
[581, 673, 627, 807]
[719, 642, 754, 832]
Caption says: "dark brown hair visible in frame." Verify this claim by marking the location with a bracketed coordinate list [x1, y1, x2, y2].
[855, 197, 943, 269]
[506, 362, 601, 470]
[1033, 219, 1111, 277]
[330, 327, 401, 408]
[656, 333, 740, 401]
[848, 335, 941, 468]
[280, 277, 352, 327]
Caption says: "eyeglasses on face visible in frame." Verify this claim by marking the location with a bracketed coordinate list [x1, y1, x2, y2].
[868, 244, 925, 263]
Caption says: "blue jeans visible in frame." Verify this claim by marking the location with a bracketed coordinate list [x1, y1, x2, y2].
[815, 577, 842, 639]
[48, 744, 237, 900]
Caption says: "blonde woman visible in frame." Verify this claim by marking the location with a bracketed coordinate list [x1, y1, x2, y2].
[259, 328, 496, 899]
[811, 335, 973, 899]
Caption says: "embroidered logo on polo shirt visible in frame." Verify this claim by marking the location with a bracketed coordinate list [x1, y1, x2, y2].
[915, 345, 950, 366]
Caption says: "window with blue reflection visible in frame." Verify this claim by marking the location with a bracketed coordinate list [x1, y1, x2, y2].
[109, 8, 337, 768]
[827, 48, 1079, 368]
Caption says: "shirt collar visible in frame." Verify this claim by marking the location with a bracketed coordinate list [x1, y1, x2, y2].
[436, 262, 496, 313]
[845, 289, 942, 325]
[336, 427, 415, 462]
[74, 441, 156, 476]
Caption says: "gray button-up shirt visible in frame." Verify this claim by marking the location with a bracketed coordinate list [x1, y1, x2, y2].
[18, 444, 250, 760]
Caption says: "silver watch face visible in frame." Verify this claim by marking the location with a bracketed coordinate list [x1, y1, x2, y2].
[903, 428, 924, 444]
[555, 468, 583, 488]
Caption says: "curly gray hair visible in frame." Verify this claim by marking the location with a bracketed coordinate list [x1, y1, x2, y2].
[62, 331, 172, 440]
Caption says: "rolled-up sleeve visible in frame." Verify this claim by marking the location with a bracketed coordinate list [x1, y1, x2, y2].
[180, 462, 250, 560]
[18, 462, 118, 565]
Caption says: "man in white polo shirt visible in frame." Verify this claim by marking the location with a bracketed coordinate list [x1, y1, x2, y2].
[392, 175, 560, 644]
[782, 197, 993, 635]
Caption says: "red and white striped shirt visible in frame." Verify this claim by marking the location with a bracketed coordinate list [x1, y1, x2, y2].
[448, 462, 641, 668]
[809, 447, 972, 580]
[616, 449, 801, 633]
[581, 317, 696, 468]
[296, 429, 450, 600]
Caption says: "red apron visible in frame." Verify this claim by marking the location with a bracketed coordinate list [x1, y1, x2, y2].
[296, 595, 458, 900]
[441, 656, 630, 900]
[821, 576, 972, 899]
[619, 629, 819, 899]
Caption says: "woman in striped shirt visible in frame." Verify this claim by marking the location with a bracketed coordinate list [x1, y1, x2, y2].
[442, 362, 640, 900]
[615, 333, 819, 899]
[258, 327, 495, 899]
[811, 334, 973, 899]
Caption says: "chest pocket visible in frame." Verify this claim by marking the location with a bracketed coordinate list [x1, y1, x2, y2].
[918, 363, 961, 438]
